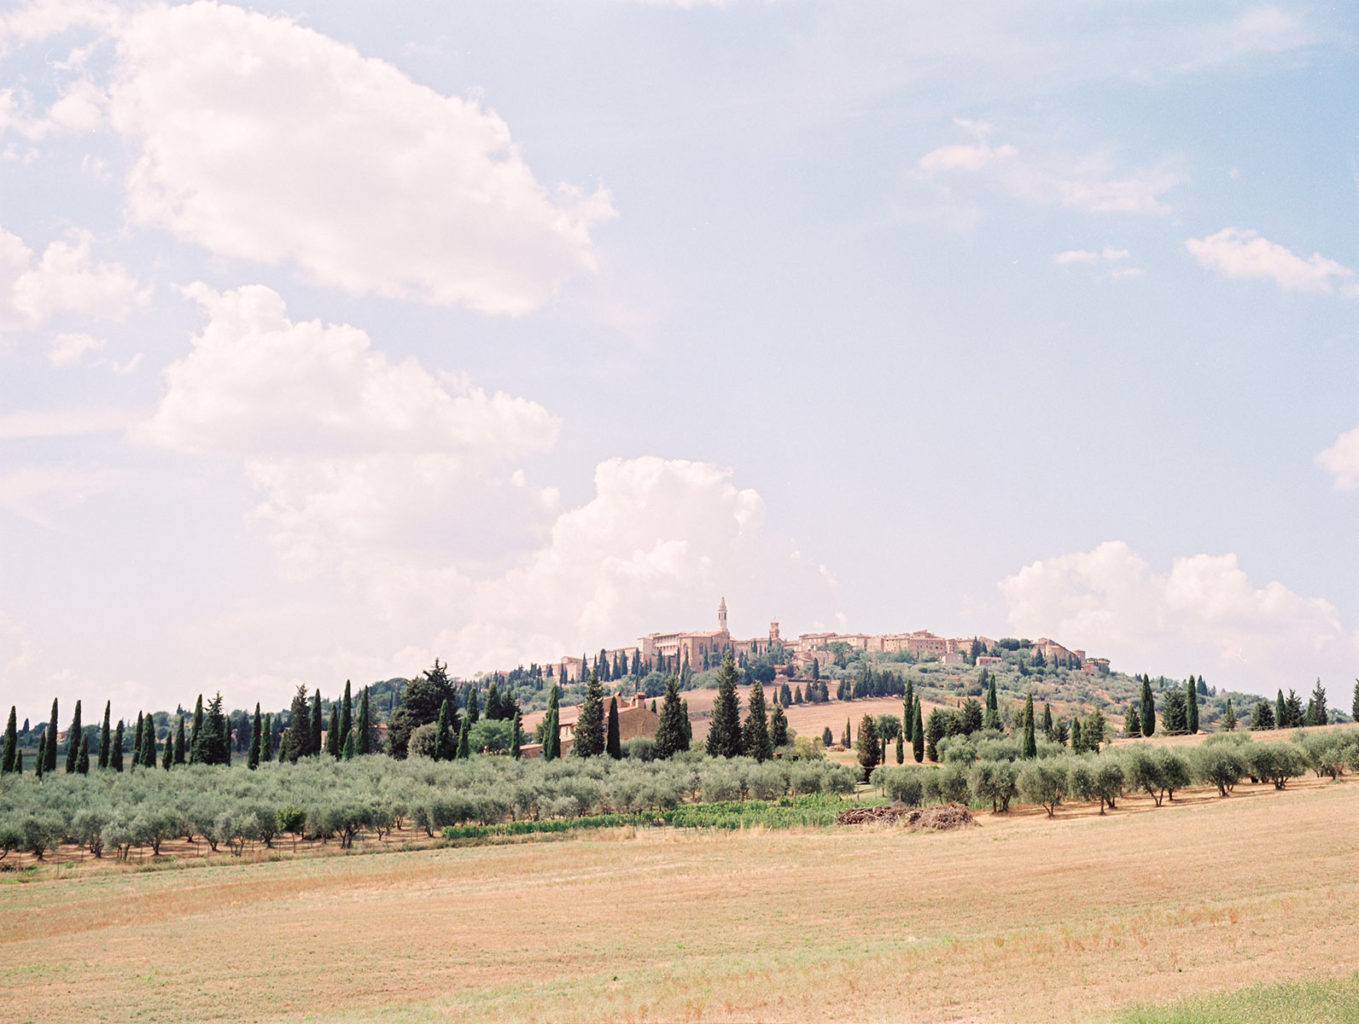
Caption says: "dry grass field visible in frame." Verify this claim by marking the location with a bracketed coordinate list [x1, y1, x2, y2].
[4, 773, 1358, 1023]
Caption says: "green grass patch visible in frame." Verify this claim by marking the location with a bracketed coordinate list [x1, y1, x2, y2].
[1114, 971, 1359, 1024]
[440, 793, 868, 841]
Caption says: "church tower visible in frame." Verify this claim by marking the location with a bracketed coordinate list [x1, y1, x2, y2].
[718, 596, 728, 635]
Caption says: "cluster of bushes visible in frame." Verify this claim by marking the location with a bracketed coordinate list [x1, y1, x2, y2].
[0, 753, 859, 863]
[872, 729, 1359, 818]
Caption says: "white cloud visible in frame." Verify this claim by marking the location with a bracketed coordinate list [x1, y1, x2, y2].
[108, 2, 614, 315]
[0, 0, 116, 55]
[918, 121, 1180, 218]
[135, 283, 562, 589]
[1053, 245, 1144, 281]
[1185, 227, 1356, 295]
[48, 330, 104, 367]
[1186, 6, 1314, 71]
[0, 463, 121, 525]
[1316, 426, 1359, 491]
[999, 540, 1359, 697]
[0, 225, 142, 331]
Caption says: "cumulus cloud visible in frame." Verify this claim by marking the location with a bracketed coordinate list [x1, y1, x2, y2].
[1316, 426, 1359, 491]
[135, 283, 562, 587]
[917, 120, 1181, 217]
[108, 2, 613, 315]
[1052, 245, 1143, 281]
[0, 225, 142, 332]
[999, 540, 1359, 697]
[1185, 227, 1356, 295]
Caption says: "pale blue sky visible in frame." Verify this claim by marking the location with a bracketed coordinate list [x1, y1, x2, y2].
[0, 0, 1356, 720]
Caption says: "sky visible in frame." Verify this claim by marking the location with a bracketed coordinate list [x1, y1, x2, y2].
[0, 0, 1357, 721]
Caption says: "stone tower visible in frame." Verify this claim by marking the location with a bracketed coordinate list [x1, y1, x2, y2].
[718, 596, 728, 635]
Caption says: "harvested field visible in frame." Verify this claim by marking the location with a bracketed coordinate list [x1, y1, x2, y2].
[835, 801, 977, 830]
[3, 775, 1358, 1023]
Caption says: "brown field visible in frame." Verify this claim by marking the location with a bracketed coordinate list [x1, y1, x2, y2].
[4, 774, 1359, 1023]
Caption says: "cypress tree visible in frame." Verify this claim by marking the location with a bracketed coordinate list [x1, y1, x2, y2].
[260, 713, 273, 762]
[912, 697, 924, 763]
[161, 728, 172, 769]
[456, 717, 470, 759]
[743, 678, 771, 762]
[310, 691, 323, 757]
[681, 699, 692, 746]
[1186, 678, 1199, 735]
[894, 729, 904, 764]
[98, 700, 111, 770]
[855, 714, 880, 781]
[1140, 676, 1156, 737]
[35, 732, 45, 779]
[574, 673, 606, 757]
[510, 709, 522, 760]
[1124, 702, 1140, 737]
[45, 698, 58, 773]
[841, 717, 851, 748]
[543, 685, 560, 761]
[1222, 698, 1236, 732]
[1276, 689, 1286, 731]
[248, 704, 262, 769]
[110, 720, 124, 772]
[903, 680, 915, 743]
[14, 747, 21, 773]
[1022, 694, 1037, 759]
[282, 686, 310, 763]
[1, 706, 15, 774]
[1353, 680, 1359, 722]
[64, 699, 82, 774]
[770, 703, 789, 748]
[339, 681, 353, 751]
[605, 697, 621, 759]
[326, 703, 340, 758]
[342, 731, 355, 760]
[655, 676, 688, 759]
[133, 711, 144, 769]
[1041, 702, 1054, 741]
[434, 699, 454, 761]
[140, 713, 157, 768]
[189, 695, 205, 764]
[466, 687, 480, 725]
[706, 652, 743, 758]
[174, 715, 186, 764]
[356, 687, 371, 755]
[1070, 716, 1084, 753]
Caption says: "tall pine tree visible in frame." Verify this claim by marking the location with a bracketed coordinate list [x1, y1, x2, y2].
[64, 700, 82, 774]
[189, 695, 205, 764]
[98, 700, 111, 770]
[742, 677, 771, 762]
[605, 696, 621, 759]
[706, 652, 743, 758]
[573, 673, 606, 757]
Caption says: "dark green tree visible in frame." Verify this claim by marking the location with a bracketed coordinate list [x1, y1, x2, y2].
[434, 699, 455, 761]
[97, 700, 110, 770]
[77, 731, 91, 774]
[510, 709, 522, 760]
[189, 694, 205, 764]
[855, 714, 880, 781]
[742, 677, 771, 762]
[248, 703, 262, 770]
[339, 680, 353, 751]
[342, 731, 355, 760]
[260, 713, 273, 762]
[605, 697, 621, 759]
[912, 697, 924, 763]
[281, 685, 311, 763]
[1250, 699, 1275, 730]
[1, 706, 15, 774]
[1352, 679, 1359, 722]
[466, 687, 480, 725]
[1124, 702, 1141, 737]
[455, 717, 471, 760]
[173, 715, 186, 765]
[356, 687, 372, 756]
[139, 713, 157, 768]
[1281, 689, 1305, 729]
[45, 698, 58, 773]
[706, 652, 743, 759]
[35, 731, 45, 779]
[1140, 676, 1155, 737]
[132, 711, 144, 769]
[655, 677, 689, 759]
[770, 703, 789, 748]
[542, 685, 561, 761]
[894, 729, 904, 764]
[388, 661, 455, 758]
[110, 720, 124, 772]
[1041, 702, 1053, 742]
[1310, 678, 1328, 726]
[309, 690, 323, 757]
[64, 700, 82, 774]
[903, 680, 915, 743]
[573, 673, 606, 757]
[326, 703, 340, 758]
[1021, 693, 1037, 759]
[160, 729, 172, 770]
[1085, 709, 1107, 749]
[1186, 678, 1199, 735]
[1161, 689, 1188, 734]
[1070, 717, 1085, 754]
[1222, 697, 1236, 731]
[1276, 689, 1286, 730]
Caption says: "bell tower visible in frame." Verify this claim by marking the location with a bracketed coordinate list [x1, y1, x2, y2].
[718, 595, 728, 635]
